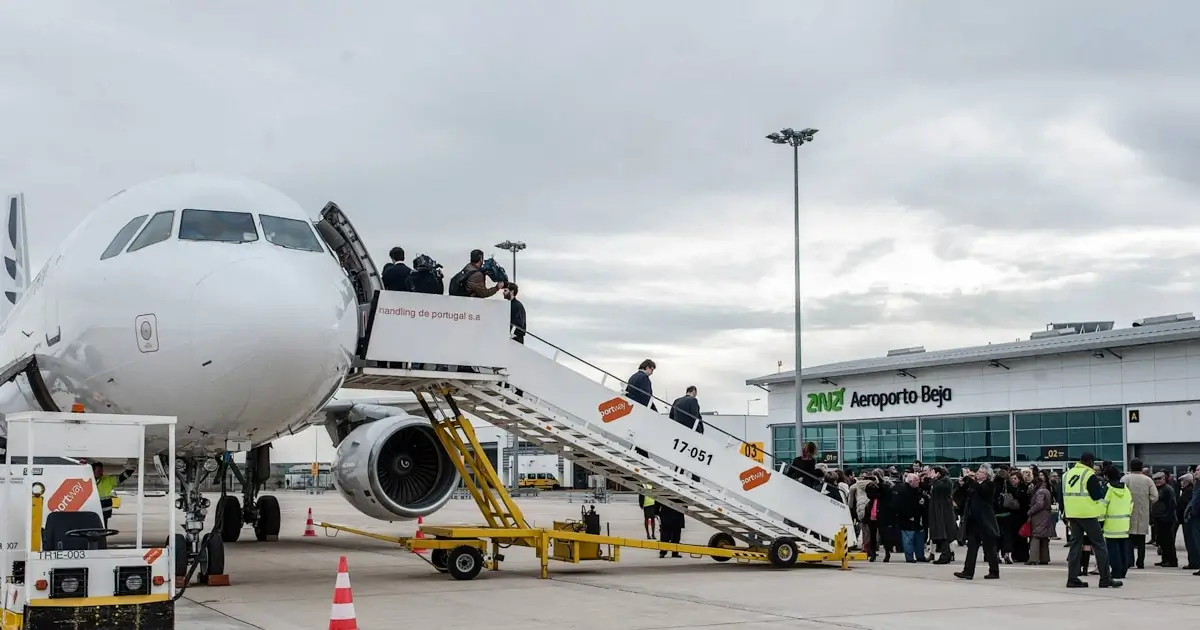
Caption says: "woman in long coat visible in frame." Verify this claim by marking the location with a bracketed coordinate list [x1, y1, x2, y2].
[927, 466, 958, 564]
[1026, 470, 1055, 565]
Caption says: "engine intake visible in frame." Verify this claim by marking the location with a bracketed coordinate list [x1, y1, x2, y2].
[331, 412, 459, 521]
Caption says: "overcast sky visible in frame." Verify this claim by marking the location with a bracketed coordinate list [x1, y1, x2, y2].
[4, 2, 1199, 445]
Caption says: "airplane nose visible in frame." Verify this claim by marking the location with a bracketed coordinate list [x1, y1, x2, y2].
[189, 256, 357, 423]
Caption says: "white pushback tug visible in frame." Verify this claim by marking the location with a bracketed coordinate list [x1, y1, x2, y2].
[1, 410, 176, 629]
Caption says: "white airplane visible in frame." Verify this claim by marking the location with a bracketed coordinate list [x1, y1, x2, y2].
[0, 175, 461, 580]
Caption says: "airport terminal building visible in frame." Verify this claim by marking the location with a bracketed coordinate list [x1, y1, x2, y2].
[746, 313, 1200, 477]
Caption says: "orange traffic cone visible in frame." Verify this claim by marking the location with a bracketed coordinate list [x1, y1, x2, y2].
[304, 508, 318, 537]
[413, 515, 427, 554]
[328, 556, 358, 630]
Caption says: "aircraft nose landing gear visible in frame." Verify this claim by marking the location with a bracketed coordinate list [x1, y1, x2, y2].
[174, 457, 228, 587]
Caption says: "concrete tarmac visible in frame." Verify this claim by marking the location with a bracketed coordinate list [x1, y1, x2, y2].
[107, 490, 1199, 629]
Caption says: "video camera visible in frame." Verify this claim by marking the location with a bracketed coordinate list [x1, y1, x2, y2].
[481, 256, 509, 284]
[412, 254, 442, 273]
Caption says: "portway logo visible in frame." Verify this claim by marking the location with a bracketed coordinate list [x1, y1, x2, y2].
[598, 397, 633, 423]
[47, 478, 94, 512]
[739, 466, 771, 491]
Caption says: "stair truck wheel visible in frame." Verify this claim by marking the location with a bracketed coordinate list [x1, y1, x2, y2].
[707, 532, 736, 562]
[254, 495, 281, 541]
[767, 537, 798, 568]
[215, 495, 242, 543]
[446, 545, 484, 581]
[430, 549, 449, 573]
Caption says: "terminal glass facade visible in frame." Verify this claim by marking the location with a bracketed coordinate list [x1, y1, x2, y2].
[1014, 408, 1123, 465]
[843, 419, 917, 471]
[921, 414, 1010, 469]
[769, 424, 839, 469]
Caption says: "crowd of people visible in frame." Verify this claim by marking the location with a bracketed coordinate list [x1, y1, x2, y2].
[817, 451, 1200, 587]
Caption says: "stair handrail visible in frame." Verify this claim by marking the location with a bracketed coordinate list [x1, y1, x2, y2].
[516, 327, 832, 491]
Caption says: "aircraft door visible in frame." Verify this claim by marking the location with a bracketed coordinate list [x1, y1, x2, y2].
[314, 202, 381, 352]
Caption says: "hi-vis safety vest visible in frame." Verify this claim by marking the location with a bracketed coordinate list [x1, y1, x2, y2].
[96, 475, 121, 500]
[641, 484, 655, 508]
[1062, 463, 1104, 519]
[1100, 486, 1133, 538]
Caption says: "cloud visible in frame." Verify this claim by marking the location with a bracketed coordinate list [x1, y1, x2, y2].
[3, 1, 1200, 418]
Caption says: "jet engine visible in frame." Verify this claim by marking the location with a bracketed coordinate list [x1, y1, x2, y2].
[331, 410, 460, 521]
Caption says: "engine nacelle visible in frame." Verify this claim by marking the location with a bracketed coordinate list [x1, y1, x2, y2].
[331, 412, 460, 521]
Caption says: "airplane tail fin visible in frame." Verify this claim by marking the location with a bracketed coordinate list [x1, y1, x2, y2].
[1, 193, 30, 321]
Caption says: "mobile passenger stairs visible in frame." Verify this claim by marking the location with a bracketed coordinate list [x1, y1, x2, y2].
[328, 289, 864, 580]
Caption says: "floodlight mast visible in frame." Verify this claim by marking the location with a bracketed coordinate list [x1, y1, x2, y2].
[494, 239, 526, 489]
[764, 127, 817, 456]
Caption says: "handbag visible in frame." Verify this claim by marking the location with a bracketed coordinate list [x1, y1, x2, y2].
[1002, 490, 1020, 511]
[1018, 520, 1031, 538]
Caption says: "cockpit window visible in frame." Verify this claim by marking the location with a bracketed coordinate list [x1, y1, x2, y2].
[100, 214, 148, 260]
[260, 214, 324, 252]
[126, 211, 175, 253]
[179, 209, 259, 243]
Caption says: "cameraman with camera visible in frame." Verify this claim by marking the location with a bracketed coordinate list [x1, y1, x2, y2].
[451, 249, 506, 298]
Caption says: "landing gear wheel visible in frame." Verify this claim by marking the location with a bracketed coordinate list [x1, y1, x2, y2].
[215, 496, 242, 543]
[198, 533, 226, 583]
[708, 532, 736, 562]
[768, 537, 798, 568]
[446, 545, 483, 581]
[430, 549, 449, 573]
[173, 534, 188, 578]
[254, 496, 281, 542]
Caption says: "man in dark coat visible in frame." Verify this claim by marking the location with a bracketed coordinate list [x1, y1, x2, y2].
[955, 464, 1001, 580]
[381, 247, 412, 291]
[668, 386, 704, 482]
[927, 467, 958, 564]
[668, 386, 703, 432]
[657, 503, 684, 558]
[625, 360, 656, 409]
[625, 360, 656, 458]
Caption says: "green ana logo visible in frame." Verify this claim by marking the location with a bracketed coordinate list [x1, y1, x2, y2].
[806, 388, 845, 413]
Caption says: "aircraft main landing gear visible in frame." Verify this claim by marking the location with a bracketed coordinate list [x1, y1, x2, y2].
[213, 445, 282, 544]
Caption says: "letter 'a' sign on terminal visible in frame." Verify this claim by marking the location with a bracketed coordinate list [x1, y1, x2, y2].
[739, 466, 771, 491]
[598, 397, 632, 423]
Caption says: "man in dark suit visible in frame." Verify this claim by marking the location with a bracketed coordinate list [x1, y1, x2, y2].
[381, 246, 412, 291]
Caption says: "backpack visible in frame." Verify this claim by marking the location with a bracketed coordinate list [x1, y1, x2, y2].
[447, 267, 474, 297]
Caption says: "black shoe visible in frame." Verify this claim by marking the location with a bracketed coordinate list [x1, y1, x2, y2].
[1098, 579, 1122, 588]
[1192, 570, 1200, 576]
[954, 571, 973, 580]
[933, 556, 952, 565]
[671, 553, 682, 558]
[659, 551, 667, 558]
[1182, 565, 1197, 570]
[984, 573, 999, 580]
[1066, 579, 1088, 588]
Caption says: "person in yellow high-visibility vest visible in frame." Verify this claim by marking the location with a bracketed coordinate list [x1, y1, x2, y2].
[1098, 465, 1133, 580]
[639, 484, 657, 540]
[92, 461, 134, 526]
[1062, 452, 1122, 589]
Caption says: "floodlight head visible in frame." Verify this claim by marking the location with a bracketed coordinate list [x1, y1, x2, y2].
[781, 128, 796, 137]
[766, 132, 783, 141]
[495, 240, 526, 253]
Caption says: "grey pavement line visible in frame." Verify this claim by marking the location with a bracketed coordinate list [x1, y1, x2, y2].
[547, 577, 874, 630]
[181, 597, 267, 629]
[182, 580, 555, 608]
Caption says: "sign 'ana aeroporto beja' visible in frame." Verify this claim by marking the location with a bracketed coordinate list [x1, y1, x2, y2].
[806, 385, 953, 413]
